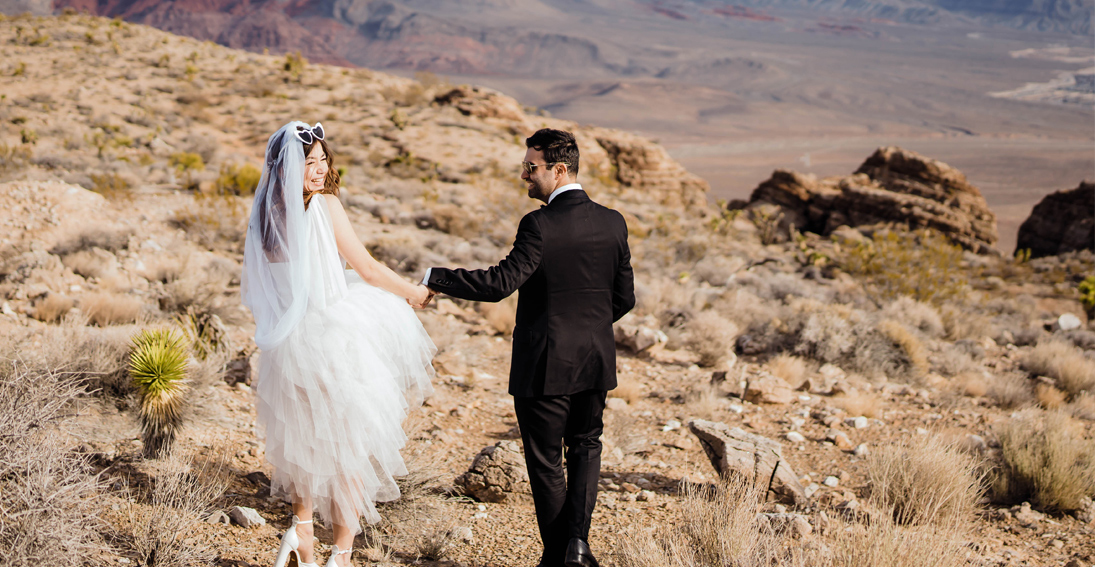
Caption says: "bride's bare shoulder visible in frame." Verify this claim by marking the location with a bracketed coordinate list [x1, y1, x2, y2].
[321, 193, 344, 211]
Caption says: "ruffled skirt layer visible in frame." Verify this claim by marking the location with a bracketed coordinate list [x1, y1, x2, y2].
[255, 274, 435, 529]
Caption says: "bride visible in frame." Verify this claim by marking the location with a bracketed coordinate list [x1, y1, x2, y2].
[241, 121, 436, 567]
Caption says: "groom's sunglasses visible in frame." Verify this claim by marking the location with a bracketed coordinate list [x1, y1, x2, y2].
[521, 161, 568, 175]
[293, 122, 325, 145]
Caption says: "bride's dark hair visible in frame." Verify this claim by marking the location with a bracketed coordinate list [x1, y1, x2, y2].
[303, 138, 340, 209]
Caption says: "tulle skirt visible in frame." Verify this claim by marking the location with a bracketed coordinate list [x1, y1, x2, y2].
[254, 272, 435, 530]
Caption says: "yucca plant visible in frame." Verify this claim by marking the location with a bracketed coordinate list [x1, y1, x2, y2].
[129, 329, 189, 458]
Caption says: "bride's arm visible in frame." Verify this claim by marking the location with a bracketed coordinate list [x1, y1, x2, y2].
[323, 194, 429, 304]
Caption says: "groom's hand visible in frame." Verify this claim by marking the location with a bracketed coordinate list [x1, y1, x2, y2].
[408, 284, 438, 309]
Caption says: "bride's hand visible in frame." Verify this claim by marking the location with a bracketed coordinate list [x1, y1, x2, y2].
[407, 284, 434, 309]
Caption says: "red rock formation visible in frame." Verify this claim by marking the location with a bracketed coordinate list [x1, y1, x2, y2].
[748, 146, 999, 254]
[1015, 181, 1094, 258]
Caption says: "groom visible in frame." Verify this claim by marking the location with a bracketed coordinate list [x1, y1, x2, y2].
[421, 128, 634, 567]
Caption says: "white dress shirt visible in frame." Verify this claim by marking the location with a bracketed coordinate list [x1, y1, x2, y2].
[421, 183, 583, 285]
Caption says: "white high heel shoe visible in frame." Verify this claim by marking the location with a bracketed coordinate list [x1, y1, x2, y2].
[324, 545, 352, 567]
[273, 515, 318, 567]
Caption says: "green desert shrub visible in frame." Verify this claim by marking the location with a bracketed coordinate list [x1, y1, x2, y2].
[838, 228, 967, 305]
[991, 410, 1095, 512]
[213, 162, 261, 195]
[129, 329, 189, 458]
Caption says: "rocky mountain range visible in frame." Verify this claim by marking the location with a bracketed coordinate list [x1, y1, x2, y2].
[2, 0, 1089, 77]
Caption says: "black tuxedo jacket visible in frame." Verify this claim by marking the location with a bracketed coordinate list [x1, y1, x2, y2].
[427, 190, 635, 397]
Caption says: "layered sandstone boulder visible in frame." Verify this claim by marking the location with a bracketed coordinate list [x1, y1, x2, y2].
[1015, 181, 1094, 258]
[748, 147, 999, 254]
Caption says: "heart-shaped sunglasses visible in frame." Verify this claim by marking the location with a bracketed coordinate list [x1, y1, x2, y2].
[293, 122, 325, 145]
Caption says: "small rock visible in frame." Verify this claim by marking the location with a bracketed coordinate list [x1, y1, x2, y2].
[1013, 502, 1044, 526]
[637, 490, 656, 502]
[662, 419, 682, 432]
[205, 510, 231, 525]
[826, 429, 854, 451]
[1059, 313, 1082, 331]
[915, 427, 928, 435]
[1050, 539, 1064, 549]
[964, 434, 988, 453]
[785, 431, 806, 443]
[620, 482, 641, 493]
[228, 506, 265, 528]
[853, 444, 869, 457]
[451, 526, 473, 543]
[728, 404, 743, 414]
[744, 372, 797, 405]
[790, 417, 806, 428]
[804, 483, 820, 499]
[606, 398, 630, 411]
[823, 476, 839, 487]
[846, 416, 868, 429]
[757, 512, 813, 539]
[456, 440, 531, 503]
[1075, 496, 1095, 524]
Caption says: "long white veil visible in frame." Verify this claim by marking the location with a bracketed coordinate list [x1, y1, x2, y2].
[241, 121, 311, 351]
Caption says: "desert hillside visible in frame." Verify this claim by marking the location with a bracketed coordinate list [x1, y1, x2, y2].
[1, 13, 1094, 567]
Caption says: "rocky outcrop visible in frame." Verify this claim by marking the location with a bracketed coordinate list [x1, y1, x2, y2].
[748, 146, 999, 254]
[688, 419, 808, 506]
[591, 129, 710, 210]
[434, 85, 529, 125]
[455, 441, 531, 504]
[1015, 181, 1094, 258]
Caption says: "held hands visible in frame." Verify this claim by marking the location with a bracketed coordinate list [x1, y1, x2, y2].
[407, 284, 438, 309]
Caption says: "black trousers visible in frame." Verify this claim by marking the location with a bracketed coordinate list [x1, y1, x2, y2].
[513, 389, 607, 563]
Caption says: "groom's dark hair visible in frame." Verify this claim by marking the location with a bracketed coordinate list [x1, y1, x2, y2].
[526, 128, 579, 176]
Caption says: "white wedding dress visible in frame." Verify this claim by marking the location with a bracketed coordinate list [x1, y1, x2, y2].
[253, 196, 435, 528]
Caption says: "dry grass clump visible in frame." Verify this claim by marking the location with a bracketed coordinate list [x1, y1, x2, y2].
[0, 359, 103, 566]
[685, 310, 739, 367]
[1036, 383, 1067, 409]
[686, 383, 724, 420]
[866, 435, 984, 529]
[49, 227, 129, 256]
[877, 320, 930, 377]
[987, 372, 1034, 409]
[1066, 392, 1095, 421]
[61, 246, 119, 279]
[82, 291, 144, 326]
[787, 299, 911, 380]
[881, 296, 944, 338]
[611, 377, 643, 405]
[114, 449, 229, 567]
[430, 202, 482, 239]
[766, 353, 807, 389]
[953, 371, 988, 397]
[171, 193, 248, 250]
[991, 410, 1095, 512]
[614, 476, 969, 567]
[833, 392, 883, 418]
[1021, 339, 1095, 397]
[615, 477, 775, 566]
[33, 292, 75, 322]
[157, 256, 235, 319]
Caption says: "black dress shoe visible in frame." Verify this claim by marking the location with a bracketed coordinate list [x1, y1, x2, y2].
[563, 538, 599, 567]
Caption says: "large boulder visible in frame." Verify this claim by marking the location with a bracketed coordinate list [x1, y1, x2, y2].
[590, 129, 710, 210]
[747, 146, 999, 254]
[1015, 181, 1094, 258]
[688, 419, 808, 506]
[455, 441, 531, 503]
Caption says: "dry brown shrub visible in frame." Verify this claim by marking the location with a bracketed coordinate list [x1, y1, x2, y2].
[614, 476, 969, 567]
[171, 193, 247, 250]
[866, 435, 984, 529]
[1036, 383, 1067, 409]
[987, 372, 1034, 409]
[81, 291, 144, 326]
[430, 203, 482, 239]
[834, 392, 883, 418]
[881, 296, 944, 338]
[62, 246, 119, 279]
[477, 294, 517, 336]
[33, 292, 74, 323]
[954, 371, 988, 397]
[686, 382, 723, 421]
[0, 359, 103, 566]
[113, 448, 229, 567]
[1066, 392, 1095, 421]
[615, 476, 776, 566]
[685, 310, 739, 368]
[992, 410, 1095, 512]
[767, 353, 807, 389]
[818, 520, 968, 567]
[1022, 339, 1095, 397]
[157, 256, 234, 318]
[611, 377, 643, 405]
[940, 304, 992, 341]
[878, 320, 929, 377]
[49, 228, 129, 257]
